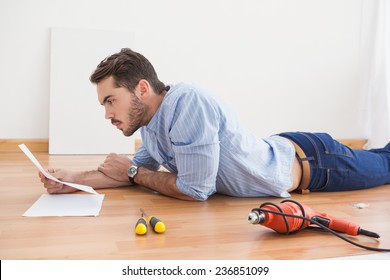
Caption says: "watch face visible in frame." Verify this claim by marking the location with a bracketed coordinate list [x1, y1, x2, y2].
[128, 166, 137, 177]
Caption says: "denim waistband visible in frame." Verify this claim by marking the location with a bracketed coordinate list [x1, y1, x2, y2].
[278, 132, 337, 191]
[279, 131, 390, 192]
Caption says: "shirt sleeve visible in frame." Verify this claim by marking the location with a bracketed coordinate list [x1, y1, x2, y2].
[132, 143, 161, 171]
[169, 91, 221, 201]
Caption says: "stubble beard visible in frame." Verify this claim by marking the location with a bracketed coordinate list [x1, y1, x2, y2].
[122, 97, 148, 137]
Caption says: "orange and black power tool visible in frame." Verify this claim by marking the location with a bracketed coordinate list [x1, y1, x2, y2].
[248, 199, 380, 239]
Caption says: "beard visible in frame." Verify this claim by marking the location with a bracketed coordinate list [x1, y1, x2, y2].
[122, 95, 148, 136]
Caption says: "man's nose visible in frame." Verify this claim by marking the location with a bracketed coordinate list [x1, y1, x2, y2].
[105, 108, 114, 119]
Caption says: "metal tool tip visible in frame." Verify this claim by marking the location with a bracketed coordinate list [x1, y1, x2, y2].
[359, 228, 380, 238]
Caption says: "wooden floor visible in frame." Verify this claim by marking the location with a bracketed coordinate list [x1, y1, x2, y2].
[1, 152, 390, 260]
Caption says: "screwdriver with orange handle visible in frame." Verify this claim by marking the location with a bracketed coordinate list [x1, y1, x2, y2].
[140, 208, 166, 233]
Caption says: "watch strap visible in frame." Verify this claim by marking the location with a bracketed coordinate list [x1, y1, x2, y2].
[128, 176, 136, 185]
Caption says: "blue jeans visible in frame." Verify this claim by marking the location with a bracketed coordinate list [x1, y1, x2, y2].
[279, 132, 390, 192]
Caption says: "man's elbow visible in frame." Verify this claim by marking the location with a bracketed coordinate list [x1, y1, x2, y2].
[184, 189, 213, 201]
[176, 180, 215, 201]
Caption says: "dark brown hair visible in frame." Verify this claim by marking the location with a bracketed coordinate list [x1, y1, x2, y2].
[90, 48, 166, 93]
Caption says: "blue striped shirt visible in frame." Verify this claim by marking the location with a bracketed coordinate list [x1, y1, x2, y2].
[132, 83, 295, 201]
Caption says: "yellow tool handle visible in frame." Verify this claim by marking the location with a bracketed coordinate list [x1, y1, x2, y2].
[148, 216, 166, 233]
[135, 217, 148, 235]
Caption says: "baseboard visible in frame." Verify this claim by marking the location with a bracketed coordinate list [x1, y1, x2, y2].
[337, 138, 368, 150]
[0, 139, 49, 153]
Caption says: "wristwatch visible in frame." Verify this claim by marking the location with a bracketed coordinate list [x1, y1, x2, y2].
[127, 165, 138, 185]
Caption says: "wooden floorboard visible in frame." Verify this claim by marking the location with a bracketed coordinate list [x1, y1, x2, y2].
[0, 152, 389, 260]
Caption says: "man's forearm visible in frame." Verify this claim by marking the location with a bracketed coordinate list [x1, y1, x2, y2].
[78, 169, 130, 189]
[134, 167, 195, 201]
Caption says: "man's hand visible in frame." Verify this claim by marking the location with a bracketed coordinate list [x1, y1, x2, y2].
[39, 168, 79, 194]
[98, 153, 132, 182]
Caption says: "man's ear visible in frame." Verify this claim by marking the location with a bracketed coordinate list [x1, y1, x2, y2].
[136, 80, 150, 100]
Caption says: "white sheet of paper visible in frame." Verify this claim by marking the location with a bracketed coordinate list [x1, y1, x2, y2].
[23, 194, 105, 217]
[18, 144, 98, 195]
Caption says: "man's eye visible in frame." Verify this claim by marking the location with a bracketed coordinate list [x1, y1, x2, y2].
[107, 100, 113, 105]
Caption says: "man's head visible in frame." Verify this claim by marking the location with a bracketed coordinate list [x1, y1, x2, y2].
[90, 48, 165, 94]
[90, 48, 166, 136]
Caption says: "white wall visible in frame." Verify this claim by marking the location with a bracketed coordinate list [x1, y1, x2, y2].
[0, 0, 375, 147]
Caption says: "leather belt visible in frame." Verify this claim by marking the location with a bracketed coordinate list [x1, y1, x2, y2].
[288, 139, 311, 194]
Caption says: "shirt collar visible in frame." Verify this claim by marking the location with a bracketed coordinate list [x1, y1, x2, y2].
[145, 84, 172, 133]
